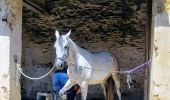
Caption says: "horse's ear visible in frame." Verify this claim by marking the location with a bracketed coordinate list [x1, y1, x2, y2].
[55, 30, 59, 38]
[65, 30, 71, 38]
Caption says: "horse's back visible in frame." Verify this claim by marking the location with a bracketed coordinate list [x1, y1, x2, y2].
[93, 51, 113, 57]
[93, 51, 117, 62]
[91, 51, 118, 69]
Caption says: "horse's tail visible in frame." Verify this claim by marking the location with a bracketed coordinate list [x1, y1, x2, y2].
[105, 76, 114, 100]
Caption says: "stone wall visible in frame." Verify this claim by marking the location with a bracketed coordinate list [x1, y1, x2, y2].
[149, 0, 170, 100]
[0, 0, 22, 100]
[21, 67, 52, 99]
[22, 0, 147, 99]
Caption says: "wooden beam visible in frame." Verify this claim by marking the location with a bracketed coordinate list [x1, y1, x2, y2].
[144, 0, 152, 100]
[23, 0, 49, 15]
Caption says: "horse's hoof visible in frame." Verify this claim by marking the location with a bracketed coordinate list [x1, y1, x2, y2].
[61, 94, 67, 100]
[59, 91, 63, 96]
[59, 92, 67, 100]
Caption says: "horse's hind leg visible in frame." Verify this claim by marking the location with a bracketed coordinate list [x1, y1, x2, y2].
[112, 74, 121, 100]
[101, 83, 107, 100]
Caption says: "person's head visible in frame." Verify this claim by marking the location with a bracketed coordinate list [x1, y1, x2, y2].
[54, 66, 67, 73]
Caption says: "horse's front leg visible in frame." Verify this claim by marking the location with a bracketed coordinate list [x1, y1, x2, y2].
[79, 81, 88, 100]
[59, 79, 75, 97]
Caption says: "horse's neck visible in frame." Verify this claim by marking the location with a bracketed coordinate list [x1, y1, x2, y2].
[66, 39, 78, 65]
[67, 38, 90, 65]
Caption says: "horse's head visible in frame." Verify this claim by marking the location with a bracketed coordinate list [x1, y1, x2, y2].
[54, 30, 71, 69]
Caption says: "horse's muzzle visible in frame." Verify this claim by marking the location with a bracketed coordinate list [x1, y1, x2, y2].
[55, 59, 65, 69]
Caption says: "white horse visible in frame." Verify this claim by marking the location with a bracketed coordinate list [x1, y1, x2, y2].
[54, 30, 121, 100]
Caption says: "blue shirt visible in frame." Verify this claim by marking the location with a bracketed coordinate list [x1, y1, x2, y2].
[52, 72, 69, 92]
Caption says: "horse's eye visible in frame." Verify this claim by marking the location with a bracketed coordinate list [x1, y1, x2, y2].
[64, 46, 68, 49]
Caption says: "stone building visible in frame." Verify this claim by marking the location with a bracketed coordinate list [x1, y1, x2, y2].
[0, 0, 170, 100]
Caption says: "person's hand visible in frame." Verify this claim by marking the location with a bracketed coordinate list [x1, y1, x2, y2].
[75, 85, 81, 94]
[76, 88, 81, 94]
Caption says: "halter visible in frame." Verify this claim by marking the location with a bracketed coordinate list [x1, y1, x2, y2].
[55, 44, 69, 68]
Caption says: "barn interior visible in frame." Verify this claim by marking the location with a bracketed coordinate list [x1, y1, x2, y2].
[21, 0, 151, 100]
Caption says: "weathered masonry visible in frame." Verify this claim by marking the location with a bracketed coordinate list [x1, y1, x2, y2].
[149, 0, 170, 100]
[0, 0, 170, 100]
[0, 0, 22, 100]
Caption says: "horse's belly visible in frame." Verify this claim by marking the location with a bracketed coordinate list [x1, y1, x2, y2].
[88, 71, 110, 84]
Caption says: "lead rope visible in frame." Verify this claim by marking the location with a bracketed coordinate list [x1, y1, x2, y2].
[69, 59, 152, 89]
[16, 63, 55, 80]
[127, 73, 132, 89]
[16, 59, 151, 89]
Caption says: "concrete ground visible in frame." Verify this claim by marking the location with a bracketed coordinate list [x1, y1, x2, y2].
[22, 92, 143, 100]
[87, 93, 143, 100]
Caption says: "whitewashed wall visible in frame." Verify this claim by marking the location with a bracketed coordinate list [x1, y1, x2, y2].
[0, 0, 22, 100]
[150, 0, 170, 100]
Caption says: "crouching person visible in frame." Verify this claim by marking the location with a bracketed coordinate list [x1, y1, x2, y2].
[51, 68, 77, 100]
